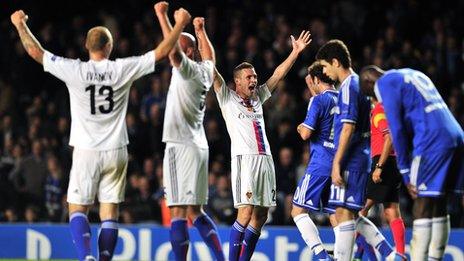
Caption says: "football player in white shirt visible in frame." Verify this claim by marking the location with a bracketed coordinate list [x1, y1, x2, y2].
[213, 31, 311, 261]
[155, 2, 225, 260]
[11, 6, 191, 261]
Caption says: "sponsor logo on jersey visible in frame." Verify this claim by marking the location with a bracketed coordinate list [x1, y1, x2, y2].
[238, 112, 263, 120]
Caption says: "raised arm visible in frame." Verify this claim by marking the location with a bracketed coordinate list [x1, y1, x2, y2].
[213, 67, 225, 93]
[154, 2, 184, 67]
[193, 17, 215, 64]
[153, 6, 190, 63]
[11, 10, 45, 64]
[266, 30, 311, 92]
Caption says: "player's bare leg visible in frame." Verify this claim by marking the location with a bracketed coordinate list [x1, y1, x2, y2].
[291, 205, 332, 260]
[68, 203, 94, 261]
[98, 203, 119, 261]
[169, 205, 189, 261]
[187, 205, 225, 261]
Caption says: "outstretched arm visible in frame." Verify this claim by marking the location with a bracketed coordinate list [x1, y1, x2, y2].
[154, 2, 184, 67]
[153, 5, 190, 63]
[213, 67, 225, 93]
[193, 17, 215, 64]
[11, 10, 45, 64]
[266, 30, 311, 92]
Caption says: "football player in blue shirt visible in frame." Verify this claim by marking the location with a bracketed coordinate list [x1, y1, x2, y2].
[291, 61, 338, 261]
[360, 65, 464, 260]
[317, 40, 403, 261]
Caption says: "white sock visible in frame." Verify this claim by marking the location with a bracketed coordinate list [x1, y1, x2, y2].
[293, 214, 325, 254]
[428, 215, 450, 259]
[356, 215, 391, 254]
[335, 220, 355, 261]
[411, 218, 432, 261]
[333, 225, 339, 256]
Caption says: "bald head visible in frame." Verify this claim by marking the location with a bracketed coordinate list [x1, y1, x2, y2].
[85, 26, 113, 57]
[360, 65, 385, 98]
[179, 32, 197, 60]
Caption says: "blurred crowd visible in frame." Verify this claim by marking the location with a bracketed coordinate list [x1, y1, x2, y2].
[1, 0, 464, 227]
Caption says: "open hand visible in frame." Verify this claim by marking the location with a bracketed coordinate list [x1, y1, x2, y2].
[291, 30, 311, 54]
[193, 17, 205, 31]
[407, 183, 418, 199]
[11, 10, 28, 27]
[331, 162, 345, 187]
[154, 2, 169, 15]
[174, 8, 191, 27]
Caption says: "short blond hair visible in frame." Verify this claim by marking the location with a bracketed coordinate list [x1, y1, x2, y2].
[85, 26, 112, 52]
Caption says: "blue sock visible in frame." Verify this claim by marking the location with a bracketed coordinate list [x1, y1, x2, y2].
[193, 214, 225, 261]
[69, 212, 91, 261]
[376, 239, 393, 257]
[354, 234, 364, 259]
[229, 221, 245, 261]
[238, 226, 260, 261]
[356, 234, 377, 260]
[170, 219, 189, 261]
[98, 220, 118, 261]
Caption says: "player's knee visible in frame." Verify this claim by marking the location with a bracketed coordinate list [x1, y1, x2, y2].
[253, 207, 269, 224]
[170, 206, 188, 219]
[383, 203, 400, 222]
[237, 206, 253, 224]
[186, 205, 203, 219]
[99, 204, 119, 221]
[291, 205, 305, 218]
[412, 198, 433, 219]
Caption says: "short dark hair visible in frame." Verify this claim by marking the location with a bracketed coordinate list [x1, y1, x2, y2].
[233, 62, 254, 79]
[316, 39, 352, 69]
[307, 61, 336, 85]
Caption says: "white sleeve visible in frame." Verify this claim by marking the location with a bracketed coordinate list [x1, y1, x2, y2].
[215, 80, 231, 106]
[43, 51, 81, 83]
[116, 50, 156, 82]
[177, 53, 214, 90]
[257, 83, 271, 103]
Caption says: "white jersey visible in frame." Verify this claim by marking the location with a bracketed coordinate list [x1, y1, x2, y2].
[216, 82, 272, 157]
[162, 53, 214, 149]
[43, 50, 156, 150]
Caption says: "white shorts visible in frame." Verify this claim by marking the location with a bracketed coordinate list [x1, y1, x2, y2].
[67, 147, 128, 205]
[163, 143, 209, 206]
[231, 154, 277, 208]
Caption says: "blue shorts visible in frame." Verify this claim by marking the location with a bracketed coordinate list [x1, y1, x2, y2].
[292, 173, 335, 214]
[328, 169, 368, 211]
[411, 146, 464, 197]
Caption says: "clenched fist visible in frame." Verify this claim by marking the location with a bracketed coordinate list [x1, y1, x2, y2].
[174, 8, 191, 26]
[11, 10, 28, 27]
[193, 17, 205, 31]
[154, 1, 169, 15]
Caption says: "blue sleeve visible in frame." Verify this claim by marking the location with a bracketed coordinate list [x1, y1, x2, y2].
[340, 81, 358, 124]
[376, 74, 412, 176]
[302, 96, 320, 130]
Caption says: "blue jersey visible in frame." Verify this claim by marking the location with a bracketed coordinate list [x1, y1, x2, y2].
[302, 90, 338, 176]
[375, 68, 464, 174]
[334, 73, 371, 172]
